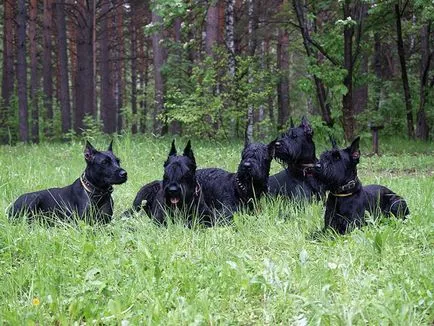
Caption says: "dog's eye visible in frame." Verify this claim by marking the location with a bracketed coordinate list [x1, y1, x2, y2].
[332, 152, 341, 160]
[102, 159, 110, 165]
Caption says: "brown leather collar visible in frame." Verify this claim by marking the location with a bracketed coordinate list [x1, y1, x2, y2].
[80, 173, 113, 197]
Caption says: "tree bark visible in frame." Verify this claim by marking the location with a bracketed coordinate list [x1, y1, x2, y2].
[100, 0, 116, 134]
[17, 0, 29, 142]
[245, 0, 255, 143]
[56, 0, 72, 136]
[152, 10, 165, 135]
[115, 0, 124, 133]
[29, 0, 39, 143]
[416, 23, 431, 140]
[277, 28, 290, 131]
[75, 0, 95, 132]
[395, 4, 415, 139]
[43, 0, 54, 137]
[139, 36, 150, 134]
[342, 0, 355, 141]
[0, 0, 15, 143]
[225, 0, 235, 77]
[169, 17, 182, 135]
[292, 0, 332, 126]
[68, 16, 77, 132]
[130, 10, 138, 134]
[205, 0, 219, 56]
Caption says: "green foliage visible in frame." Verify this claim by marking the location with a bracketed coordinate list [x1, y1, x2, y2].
[165, 47, 278, 138]
[65, 115, 104, 142]
[0, 136, 433, 323]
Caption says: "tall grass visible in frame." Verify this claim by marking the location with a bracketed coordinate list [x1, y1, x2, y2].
[0, 135, 433, 324]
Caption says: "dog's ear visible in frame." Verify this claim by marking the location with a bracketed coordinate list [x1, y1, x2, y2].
[107, 140, 113, 152]
[268, 138, 277, 159]
[347, 136, 360, 163]
[300, 116, 313, 136]
[183, 140, 196, 163]
[290, 117, 295, 128]
[169, 139, 177, 157]
[84, 141, 98, 162]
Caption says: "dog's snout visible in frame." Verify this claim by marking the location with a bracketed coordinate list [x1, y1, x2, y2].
[119, 170, 127, 179]
[243, 161, 252, 168]
[168, 185, 178, 193]
[315, 163, 322, 171]
[275, 141, 281, 147]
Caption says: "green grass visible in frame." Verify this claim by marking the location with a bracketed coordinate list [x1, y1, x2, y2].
[1, 135, 433, 324]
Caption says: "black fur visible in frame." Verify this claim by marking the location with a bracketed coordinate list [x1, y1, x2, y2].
[314, 137, 410, 234]
[129, 140, 214, 226]
[9, 141, 127, 224]
[269, 117, 325, 200]
[196, 140, 276, 221]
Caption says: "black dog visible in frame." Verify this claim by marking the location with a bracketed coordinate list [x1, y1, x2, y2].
[9, 141, 127, 223]
[269, 117, 325, 200]
[314, 137, 410, 234]
[130, 140, 214, 226]
[196, 140, 276, 221]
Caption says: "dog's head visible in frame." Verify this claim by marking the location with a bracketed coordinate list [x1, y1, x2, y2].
[84, 140, 127, 187]
[238, 139, 276, 184]
[274, 116, 316, 165]
[162, 140, 197, 207]
[314, 137, 360, 190]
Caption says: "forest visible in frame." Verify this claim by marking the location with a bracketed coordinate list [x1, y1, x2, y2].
[0, 0, 433, 144]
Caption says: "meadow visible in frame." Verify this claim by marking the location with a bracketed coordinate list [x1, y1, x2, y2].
[0, 135, 433, 324]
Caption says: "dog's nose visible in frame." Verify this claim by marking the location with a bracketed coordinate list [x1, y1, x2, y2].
[275, 141, 281, 147]
[168, 185, 178, 193]
[314, 163, 322, 171]
[119, 170, 127, 178]
[243, 161, 251, 168]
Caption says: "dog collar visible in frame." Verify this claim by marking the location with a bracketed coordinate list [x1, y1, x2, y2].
[236, 176, 247, 192]
[330, 177, 360, 197]
[80, 173, 113, 196]
[331, 192, 354, 197]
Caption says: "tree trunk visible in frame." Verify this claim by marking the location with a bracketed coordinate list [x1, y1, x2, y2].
[139, 36, 149, 134]
[130, 10, 138, 134]
[245, 0, 255, 143]
[29, 0, 39, 143]
[152, 11, 165, 135]
[100, 0, 116, 134]
[265, 39, 274, 126]
[17, 0, 29, 142]
[115, 0, 124, 133]
[292, 0, 332, 126]
[277, 28, 290, 131]
[416, 23, 431, 140]
[205, 0, 219, 56]
[0, 0, 15, 143]
[169, 17, 182, 135]
[75, 0, 95, 132]
[225, 0, 235, 77]
[395, 4, 415, 139]
[43, 0, 54, 137]
[56, 0, 72, 136]
[68, 16, 77, 131]
[373, 33, 382, 111]
[353, 54, 368, 114]
[342, 0, 355, 141]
